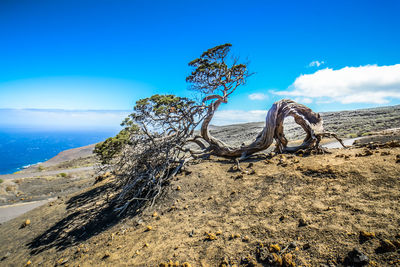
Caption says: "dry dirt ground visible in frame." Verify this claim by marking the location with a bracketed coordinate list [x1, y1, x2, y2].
[0, 137, 399, 266]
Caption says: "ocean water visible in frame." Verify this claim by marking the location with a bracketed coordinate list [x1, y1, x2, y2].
[0, 128, 117, 175]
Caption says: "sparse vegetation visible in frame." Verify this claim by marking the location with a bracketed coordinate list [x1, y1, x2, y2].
[94, 44, 344, 216]
[94, 125, 138, 165]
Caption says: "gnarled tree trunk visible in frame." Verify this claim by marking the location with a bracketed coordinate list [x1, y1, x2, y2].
[198, 99, 335, 159]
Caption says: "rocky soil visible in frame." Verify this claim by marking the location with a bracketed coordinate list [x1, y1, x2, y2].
[0, 104, 399, 266]
[0, 135, 399, 266]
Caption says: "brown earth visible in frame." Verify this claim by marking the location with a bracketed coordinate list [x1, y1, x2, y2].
[1, 138, 400, 266]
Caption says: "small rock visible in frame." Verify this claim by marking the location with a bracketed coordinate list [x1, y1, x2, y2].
[102, 251, 111, 259]
[0, 252, 10, 261]
[235, 174, 243, 180]
[189, 229, 195, 237]
[298, 218, 308, 227]
[344, 248, 369, 266]
[242, 235, 250, 242]
[21, 219, 30, 228]
[279, 215, 285, 221]
[57, 258, 69, 265]
[248, 169, 256, 175]
[205, 232, 217, 241]
[288, 241, 297, 249]
[303, 243, 311, 250]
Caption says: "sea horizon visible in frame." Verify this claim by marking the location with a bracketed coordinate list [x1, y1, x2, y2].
[0, 127, 119, 175]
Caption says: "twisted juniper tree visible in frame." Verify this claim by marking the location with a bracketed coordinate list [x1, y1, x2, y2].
[186, 43, 344, 159]
[95, 43, 344, 215]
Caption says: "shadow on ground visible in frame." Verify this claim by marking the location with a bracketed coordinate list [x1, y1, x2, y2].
[26, 154, 280, 255]
[26, 180, 137, 255]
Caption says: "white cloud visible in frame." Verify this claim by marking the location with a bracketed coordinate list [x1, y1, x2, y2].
[248, 93, 268, 100]
[0, 109, 130, 130]
[276, 64, 400, 104]
[309, 60, 325, 67]
[212, 109, 267, 125]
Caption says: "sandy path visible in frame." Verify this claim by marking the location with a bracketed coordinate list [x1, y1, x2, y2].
[322, 137, 362, 149]
[0, 166, 94, 181]
[0, 198, 56, 223]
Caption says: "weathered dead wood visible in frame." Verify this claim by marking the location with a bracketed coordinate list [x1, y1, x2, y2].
[197, 99, 345, 159]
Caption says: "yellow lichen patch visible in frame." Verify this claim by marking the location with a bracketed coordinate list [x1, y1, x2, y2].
[146, 225, 153, 231]
[215, 230, 222, 235]
[269, 244, 281, 253]
[242, 235, 250, 242]
[143, 243, 149, 247]
[360, 231, 375, 238]
[176, 185, 181, 191]
[282, 253, 296, 267]
[182, 262, 192, 267]
[205, 232, 217, 241]
[26, 260, 32, 266]
[152, 211, 159, 217]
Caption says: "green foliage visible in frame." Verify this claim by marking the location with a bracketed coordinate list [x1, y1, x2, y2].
[347, 133, 358, 138]
[59, 173, 68, 178]
[0, 178, 3, 184]
[186, 43, 249, 96]
[131, 94, 197, 119]
[95, 94, 202, 166]
[37, 165, 44, 171]
[94, 126, 138, 164]
[361, 132, 374, 136]
[126, 94, 202, 135]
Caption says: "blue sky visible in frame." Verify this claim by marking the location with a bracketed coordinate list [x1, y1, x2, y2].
[1, 0, 400, 128]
